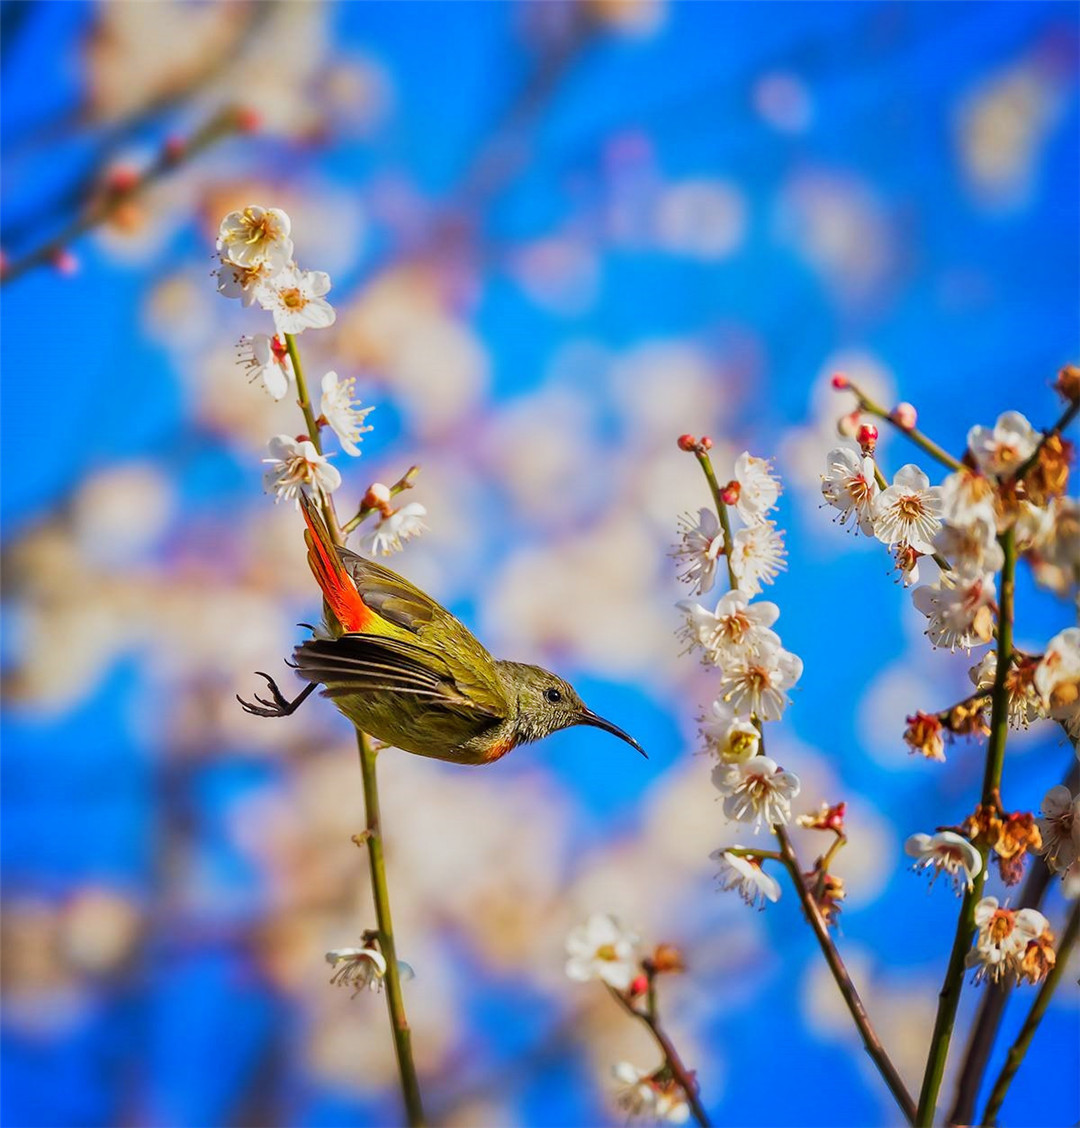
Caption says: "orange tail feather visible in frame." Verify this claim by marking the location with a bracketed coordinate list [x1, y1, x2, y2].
[299, 495, 372, 634]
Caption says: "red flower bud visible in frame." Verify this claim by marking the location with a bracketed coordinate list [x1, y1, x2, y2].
[857, 423, 878, 454]
[699, 435, 713, 450]
[830, 372, 849, 390]
[105, 165, 139, 194]
[628, 974, 649, 997]
[720, 480, 740, 506]
[233, 106, 261, 133]
[677, 434, 697, 452]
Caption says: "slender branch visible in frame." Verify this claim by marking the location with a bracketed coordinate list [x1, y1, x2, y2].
[1, 106, 245, 286]
[774, 826, 917, 1124]
[980, 903, 1080, 1126]
[606, 985, 711, 1127]
[693, 448, 738, 590]
[341, 465, 421, 535]
[848, 384, 964, 473]
[288, 333, 424, 1125]
[916, 528, 1016, 1126]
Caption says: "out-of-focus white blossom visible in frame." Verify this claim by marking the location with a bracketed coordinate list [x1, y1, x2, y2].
[565, 913, 640, 992]
[905, 831, 982, 894]
[969, 651, 1044, 728]
[320, 371, 374, 456]
[912, 568, 996, 652]
[698, 699, 760, 763]
[240, 333, 294, 400]
[677, 589, 780, 662]
[820, 444, 879, 535]
[965, 898, 1051, 985]
[967, 410, 1038, 479]
[872, 464, 943, 556]
[729, 521, 786, 596]
[217, 205, 293, 271]
[732, 451, 780, 524]
[358, 502, 427, 557]
[939, 468, 999, 530]
[256, 264, 336, 335]
[712, 754, 800, 829]
[326, 945, 387, 996]
[933, 511, 1004, 573]
[715, 640, 803, 721]
[1034, 627, 1080, 739]
[262, 435, 341, 504]
[611, 1063, 691, 1124]
[710, 848, 781, 907]
[673, 508, 725, 595]
[1036, 785, 1080, 879]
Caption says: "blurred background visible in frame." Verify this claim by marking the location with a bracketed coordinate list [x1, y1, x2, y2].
[2, 3, 1078, 1125]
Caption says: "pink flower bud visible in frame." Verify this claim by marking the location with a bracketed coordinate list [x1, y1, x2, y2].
[51, 248, 79, 276]
[105, 165, 139, 194]
[837, 409, 861, 438]
[830, 372, 849, 390]
[233, 106, 261, 133]
[857, 423, 878, 454]
[890, 402, 917, 430]
[628, 974, 649, 997]
[699, 435, 713, 450]
[720, 480, 741, 506]
[677, 434, 697, 451]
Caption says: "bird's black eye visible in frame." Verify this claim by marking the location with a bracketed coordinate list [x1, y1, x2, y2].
[544, 687, 562, 704]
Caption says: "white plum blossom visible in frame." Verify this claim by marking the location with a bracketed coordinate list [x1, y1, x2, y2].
[673, 508, 725, 594]
[710, 848, 781, 907]
[911, 567, 996, 652]
[1034, 627, 1080, 738]
[256, 264, 336, 335]
[326, 945, 387, 996]
[969, 651, 1044, 728]
[217, 205, 293, 271]
[699, 699, 761, 763]
[733, 451, 781, 524]
[905, 831, 982, 893]
[320, 371, 374, 456]
[1036, 785, 1080, 878]
[932, 511, 1004, 574]
[820, 445, 879, 535]
[677, 589, 780, 661]
[729, 520, 786, 596]
[939, 468, 998, 531]
[565, 913, 640, 991]
[359, 503, 428, 557]
[216, 257, 277, 306]
[262, 435, 341, 504]
[611, 1063, 690, 1124]
[872, 464, 943, 556]
[965, 898, 1050, 985]
[712, 754, 800, 829]
[715, 639, 803, 721]
[240, 333, 294, 400]
[967, 410, 1038, 479]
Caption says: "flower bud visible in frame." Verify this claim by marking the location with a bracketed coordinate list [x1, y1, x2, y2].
[628, 973, 649, 997]
[719, 480, 740, 506]
[649, 943, 686, 974]
[857, 423, 878, 454]
[677, 434, 697, 451]
[1054, 363, 1080, 404]
[699, 435, 713, 450]
[233, 106, 261, 133]
[830, 372, 849, 390]
[890, 402, 917, 430]
[104, 165, 139, 195]
[51, 248, 79, 276]
[364, 482, 392, 507]
[837, 409, 861, 438]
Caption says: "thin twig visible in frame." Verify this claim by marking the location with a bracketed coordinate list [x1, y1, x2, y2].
[606, 985, 711, 1127]
[980, 902, 1080, 1125]
[847, 384, 964, 473]
[916, 528, 1016, 1126]
[693, 448, 738, 590]
[774, 826, 917, 1124]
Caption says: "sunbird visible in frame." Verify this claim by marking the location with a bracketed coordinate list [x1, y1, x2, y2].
[239, 496, 646, 764]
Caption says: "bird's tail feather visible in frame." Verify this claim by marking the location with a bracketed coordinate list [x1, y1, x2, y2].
[299, 495, 373, 634]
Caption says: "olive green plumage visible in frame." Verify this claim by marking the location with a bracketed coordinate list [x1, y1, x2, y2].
[291, 515, 645, 765]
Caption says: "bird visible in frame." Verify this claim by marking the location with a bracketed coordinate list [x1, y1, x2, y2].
[238, 495, 646, 765]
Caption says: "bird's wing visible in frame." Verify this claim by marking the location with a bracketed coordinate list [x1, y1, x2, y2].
[338, 549, 509, 716]
[294, 634, 506, 720]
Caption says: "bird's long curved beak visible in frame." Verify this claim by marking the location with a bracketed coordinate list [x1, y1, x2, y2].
[576, 709, 648, 758]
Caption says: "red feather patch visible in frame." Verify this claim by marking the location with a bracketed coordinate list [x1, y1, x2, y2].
[300, 497, 372, 633]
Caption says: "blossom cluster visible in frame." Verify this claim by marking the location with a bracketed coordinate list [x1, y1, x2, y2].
[965, 897, 1056, 986]
[674, 452, 803, 835]
[214, 204, 426, 556]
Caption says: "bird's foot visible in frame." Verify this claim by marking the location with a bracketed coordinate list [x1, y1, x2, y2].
[237, 673, 316, 718]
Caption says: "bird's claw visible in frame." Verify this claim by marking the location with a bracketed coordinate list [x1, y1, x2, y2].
[238, 672, 301, 718]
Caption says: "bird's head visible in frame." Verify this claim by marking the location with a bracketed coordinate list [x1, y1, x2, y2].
[499, 661, 647, 757]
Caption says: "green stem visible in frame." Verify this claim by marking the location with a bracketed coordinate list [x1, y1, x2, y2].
[606, 985, 711, 1127]
[980, 903, 1080, 1126]
[774, 826, 917, 1124]
[288, 332, 424, 1124]
[693, 449, 738, 590]
[358, 732, 426, 1126]
[915, 528, 1016, 1126]
[851, 386, 964, 473]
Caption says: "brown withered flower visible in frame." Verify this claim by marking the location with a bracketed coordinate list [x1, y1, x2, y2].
[1022, 433, 1072, 507]
[905, 711, 945, 761]
[993, 811, 1043, 885]
[1054, 363, 1080, 404]
[947, 697, 991, 738]
[1017, 927, 1057, 985]
[647, 943, 686, 976]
